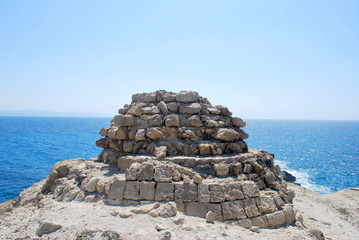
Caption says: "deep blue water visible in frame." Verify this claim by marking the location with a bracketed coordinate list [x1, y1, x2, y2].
[0, 117, 358, 203]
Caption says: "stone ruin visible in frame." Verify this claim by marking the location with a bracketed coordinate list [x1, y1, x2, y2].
[41, 90, 296, 229]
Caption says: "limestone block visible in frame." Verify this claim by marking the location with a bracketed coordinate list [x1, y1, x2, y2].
[123, 141, 133, 153]
[215, 105, 231, 116]
[248, 160, 263, 172]
[127, 128, 136, 140]
[172, 170, 181, 181]
[241, 181, 260, 198]
[176, 91, 199, 102]
[118, 156, 134, 171]
[146, 127, 163, 140]
[206, 119, 219, 127]
[207, 203, 223, 220]
[99, 126, 110, 137]
[193, 174, 203, 184]
[181, 129, 196, 138]
[139, 181, 156, 200]
[127, 105, 142, 116]
[282, 204, 295, 225]
[265, 171, 276, 184]
[266, 211, 286, 227]
[198, 184, 210, 203]
[223, 183, 244, 200]
[107, 180, 126, 200]
[175, 183, 198, 202]
[158, 101, 169, 114]
[96, 179, 107, 193]
[108, 127, 118, 139]
[198, 144, 211, 155]
[221, 201, 247, 220]
[231, 117, 246, 127]
[207, 107, 221, 115]
[135, 129, 146, 141]
[165, 114, 180, 127]
[143, 92, 157, 102]
[187, 115, 203, 127]
[158, 202, 177, 217]
[179, 103, 202, 114]
[147, 114, 163, 126]
[124, 181, 140, 200]
[154, 146, 167, 158]
[185, 202, 207, 218]
[212, 128, 240, 142]
[163, 93, 176, 102]
[243, 164, 252, 174]
[167, 102, 178, 112]
[115, 115, 136, 127]
[155, 182, 174, 201]
[242, 198, 260, 218]
[237, 219, 252, 229]
[209, 184, 224, 202]
[74, 191, 85, 201]
[96, 138, 109, 148]
[206, 211, 215, 223]
[125, 163, 140, 180]
[142, 106, 160, 114]
[114, 127, 127, 140]
[137, 162, 154, 181]
[154, 163, 172, 182]
[256, 194, 277, 214]
[272, 192, 285, 208]
[229, 163, 242, 176]
[84, 177, 99, 193]
[251, 215, 269, 228]
[109, 139, 122, 151]
[286, 189, 295, 203]
[215, 163, 229, 177]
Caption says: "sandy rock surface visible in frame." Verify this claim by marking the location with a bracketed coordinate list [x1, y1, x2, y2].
[1, 183, 358, 240]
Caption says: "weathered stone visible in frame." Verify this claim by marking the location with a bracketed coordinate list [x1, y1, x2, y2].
[185, 202, 206, 218]
[215, 105, 231, 116]
[265, 171, 276, 184]
[163, 93, 176, 102]
[116, 127, 128, 140]
[206, 119, 219, 127]
[209, 184, 224, 202]
[251, 215, 269, 228]
[167, 102, 178, 112]
[207, 203, 223, 220]
[175, 183, 198, 202]
[83, 177, 99, 193]
[241, 181, 260, 198]
[146, 127, 163, 140]
[124, 181, 140, 200]
[223, 183, 244, 200]
[242, 198, 260, 218]
[147, 114, 163, 126]
[256, 194, 277, 214]
[237, 218, 252, 229]
[179, 103, 202, 114]
[231, 117, 246, 127]
[144, 92, 157, 102]
[282, 204, 295, 224]
[207, 107, 221, 115]
[155, 182, 174, 201]
[176, 91, 199, 102]
[127, 105, 142, 116]
[206, 211, 215, 223]
[193, 174, 203, 184]
[139, 181, 156, 200]
[135, 129, 146, 141]
[108, 127, 118, 139]
[243, 164, 252, 174]
[154, 146, 167, 158]
[212, 128, 240, 142]
[198, 144, 211, 155]
[115, 115, 136, 127]
[158, 231, 172, 240]
[215, 163, 229, 177]
[125, 163, 140, 180]
[142, 106, 160, 114]
[266, 211, 286, 227]
[158, 202, 177, 217]
[187, 115, 203, 127]
[107, 180, 126, 200]
[198, 184, 210, 203]
[165, 114, 179, 127]
[158, 101, 169, 114]
[123, 141, 133, 153]
[222, 201, 247, 220]
[36, 222, 62, 237]
[99, 126, 110, 137]
[154, 163, 172, 182]
[137, 162, 154, 181]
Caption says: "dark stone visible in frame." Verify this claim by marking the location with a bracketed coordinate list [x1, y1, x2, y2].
[280, 171, 296, 183]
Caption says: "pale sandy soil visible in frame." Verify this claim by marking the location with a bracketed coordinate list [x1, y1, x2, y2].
[0, 183, 358, 240]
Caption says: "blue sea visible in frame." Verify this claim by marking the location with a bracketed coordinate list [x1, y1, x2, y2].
[0, 117, 358, 203]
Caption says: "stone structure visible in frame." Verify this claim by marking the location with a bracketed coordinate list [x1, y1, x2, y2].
[41, 90, 296, 229]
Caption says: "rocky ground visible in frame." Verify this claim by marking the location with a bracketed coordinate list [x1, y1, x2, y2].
[0, 182, 358, 240]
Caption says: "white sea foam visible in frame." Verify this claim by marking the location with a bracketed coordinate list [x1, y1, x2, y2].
[275, 159, 334, 194]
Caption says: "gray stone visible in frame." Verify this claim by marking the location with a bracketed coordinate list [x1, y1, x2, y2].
[176, 91, 199, 102]
[209, 184, 224, 202]
[158, 101, 169, 114]
[142, 106, 160, 114]
[207, 203, 223, 220]
[198, 184, 210, 203]
[256, 194, 277, 214]
[83, 177, 99, 193]
[115, 115, 136, 127]
[266, 211, 286, 227]
[179, 103, 202, 114]
[223, 183, 244, 200]
[222, 201, 247, 220]
[265, 171, 276, 184]
[215, 105, 231, 116]
[123, 141, 133, 153]
[167, 102, 178, 112]
[187, 115, 203, 127]
[99, 126, 110, 137]
[251, 215, 269, 228]
[158, 231, 172, 240]
[212, 128, 240, 142]
[155, 182, 174, 201]
[207, 107, 221, 115]
[36, 222, 62, 237]
[144, 92, 157, 102]
[163, 93, 176, 102]
[242, 198, 260, 218]
[154, 146, 167, 158]
[124, 181, 140, 200]
[107, 180, 126, 200]
[165, 114, 179, 127]
[157, 202, 177, 218]
[137, 162, 154, 181]
[206, 119, 219, 127]
[147, 114, 163, 126]
[107, 127, 118, 139]
[175, 183, 198, 202]
[139, 181, 156, 200]
[154, 163, 172, 182]
[282, 204, 295, 224]
[206, 211, 215, 223]
[241, 181, 260, 198]
[116, 127, 128, 140]
[125, 163, 140, 180]
[237, 218, 252, 229]
[146, 127, 163, 140]
[185, 202, 207, 218]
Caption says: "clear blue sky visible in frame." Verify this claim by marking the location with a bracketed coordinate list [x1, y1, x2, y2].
[1, 1, 358, 120]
